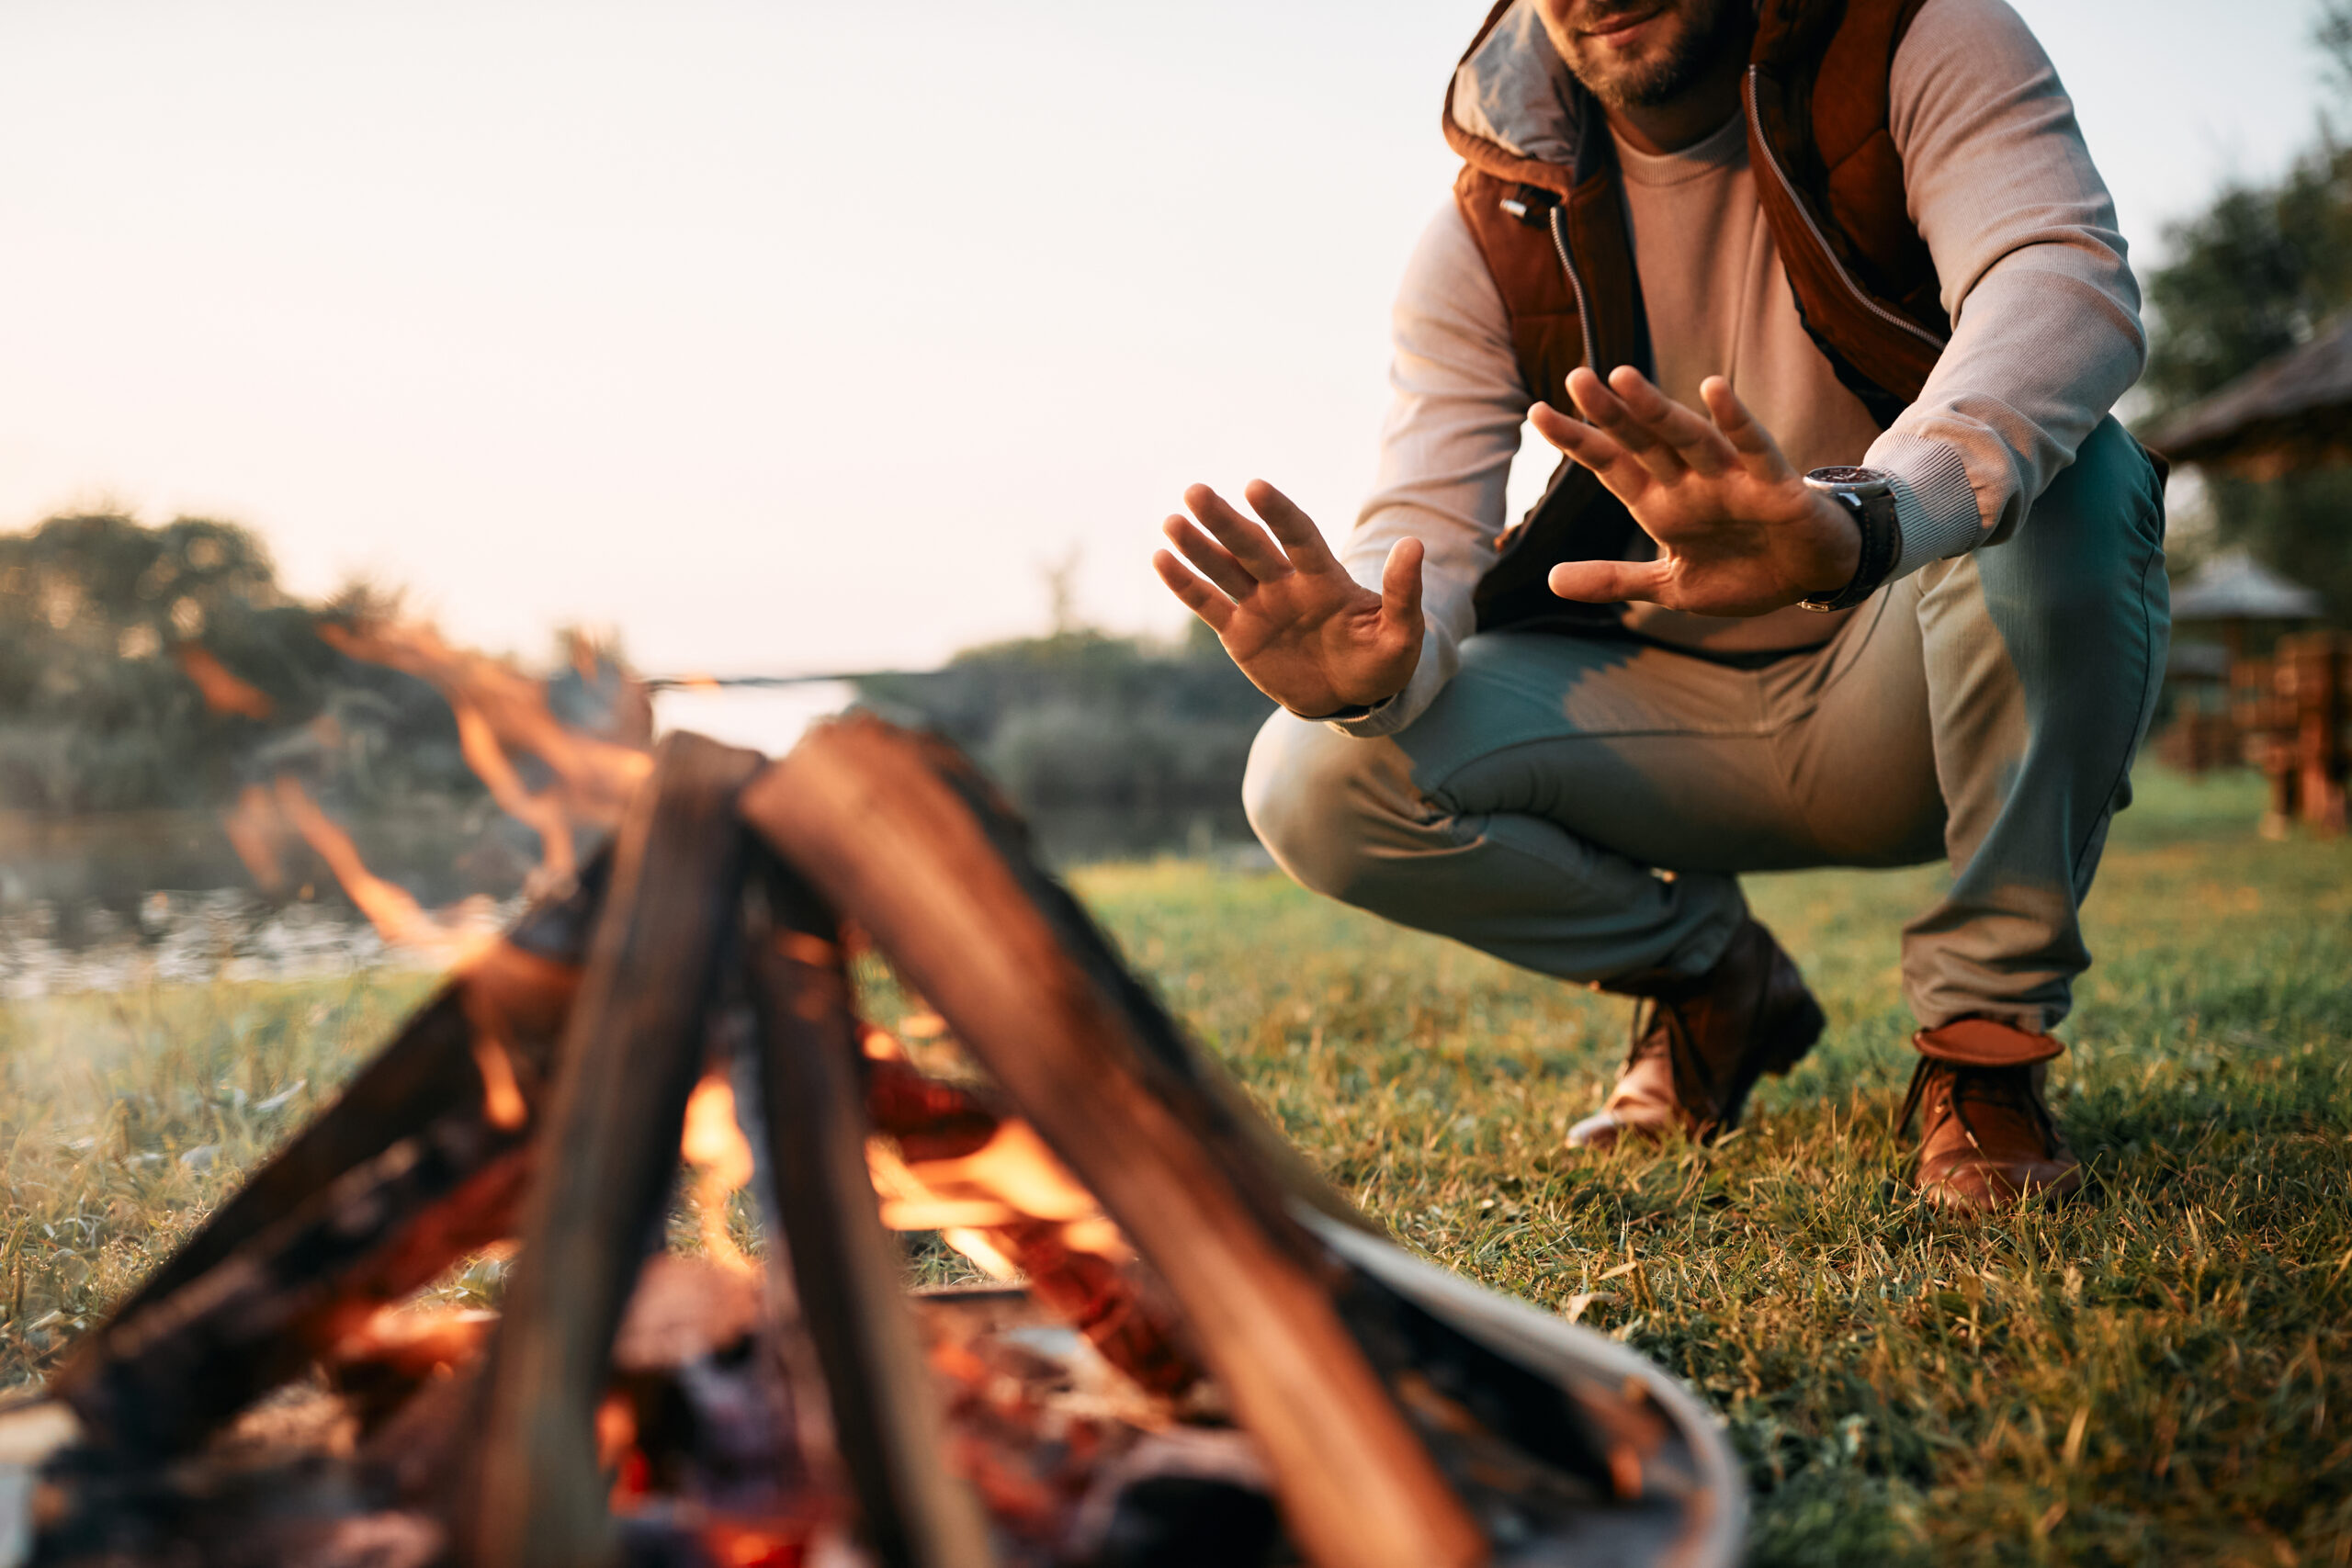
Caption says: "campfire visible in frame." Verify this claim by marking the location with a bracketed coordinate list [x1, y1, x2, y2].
[0, 636, 1743, 1568]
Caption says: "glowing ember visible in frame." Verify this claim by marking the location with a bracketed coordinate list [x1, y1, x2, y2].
[682, 1069, 757, 1275]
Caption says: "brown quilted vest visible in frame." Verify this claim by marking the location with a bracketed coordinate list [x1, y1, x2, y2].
[1451, 0, 1947, 631]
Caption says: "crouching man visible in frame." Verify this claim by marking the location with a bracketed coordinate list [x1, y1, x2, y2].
[1150, 0, 2167, 1211]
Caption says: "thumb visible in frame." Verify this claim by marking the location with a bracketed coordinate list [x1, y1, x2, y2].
[1548, 557, 1670, 604]
[1380, 536, 1425, 630]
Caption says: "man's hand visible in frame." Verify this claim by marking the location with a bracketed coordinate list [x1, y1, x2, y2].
[1152, 479, 1424, 716]
[1533, 367, 1862, 616]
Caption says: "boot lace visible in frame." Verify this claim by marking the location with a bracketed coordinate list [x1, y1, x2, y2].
[1896, 1058, 2061, 1153]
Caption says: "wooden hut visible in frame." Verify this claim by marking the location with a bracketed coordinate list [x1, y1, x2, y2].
[2143, 315, 2352, 479]
[2142, 328, 2349, 833]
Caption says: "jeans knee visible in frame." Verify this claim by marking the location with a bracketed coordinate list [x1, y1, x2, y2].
[2003, 421, 2164, 581]
[1241, 712, 1419, 905]
[1962, 421, 2168, 652]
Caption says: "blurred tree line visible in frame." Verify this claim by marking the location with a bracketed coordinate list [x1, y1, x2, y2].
[0, 508, 1271, 863]
[853, 619, 1272, 845]
[0, 512, 478, 813]
[2138, 0, 2352, 617]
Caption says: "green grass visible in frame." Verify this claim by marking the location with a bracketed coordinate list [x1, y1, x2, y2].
[0, 970, 440, 1384]
[3, 766, 2346, 1563]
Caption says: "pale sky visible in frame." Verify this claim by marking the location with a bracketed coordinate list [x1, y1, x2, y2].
[0, 1, 2332, 680]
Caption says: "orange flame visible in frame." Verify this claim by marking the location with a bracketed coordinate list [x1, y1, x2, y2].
[448, 697, 578, 896]
[221, 782, 289, 895]
[321, 620, 650, 818]
[214, 620, 658, 981]
[867, 1121, 1102, 1232]
[273, 776, 497, 967]
[866, 1111, 1131, 1279]
[314, 619, 654, 904]
[682, 1069, 757, 1275]
[470, 1032, 530, 1132]
[175, 644, 275, 719]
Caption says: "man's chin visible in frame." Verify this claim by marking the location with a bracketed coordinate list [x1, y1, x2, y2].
[1567, 37, 1691, 105]
[1577, 61, 1683, 111]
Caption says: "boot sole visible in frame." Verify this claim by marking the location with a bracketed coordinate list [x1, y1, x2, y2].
[1702, 989, 1826, 1142]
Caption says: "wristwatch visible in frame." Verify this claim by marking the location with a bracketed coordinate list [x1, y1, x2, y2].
[1797, 466, 1903, 613]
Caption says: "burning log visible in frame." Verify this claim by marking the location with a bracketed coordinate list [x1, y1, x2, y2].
[859, 1051, 1203, 1401]
[745, 865, 993, 1568]
[463, 732, 763, 1568]
[9, 708, 1743, 1568]
[740, 719, 1488, 1568]
[741, 717, 1743, 1568]
[47, 857, 605, 1458]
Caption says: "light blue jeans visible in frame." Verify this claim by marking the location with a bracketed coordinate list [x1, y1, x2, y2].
[1243, 417, 2169, 1032]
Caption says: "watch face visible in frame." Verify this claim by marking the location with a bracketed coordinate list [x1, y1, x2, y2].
[1804, 465, 1894, 494]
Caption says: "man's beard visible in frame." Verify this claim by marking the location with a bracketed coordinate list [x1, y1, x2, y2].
[1558, 0, 1748, 111]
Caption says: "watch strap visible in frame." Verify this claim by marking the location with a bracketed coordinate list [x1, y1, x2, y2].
[1798, 484, 1903, 613]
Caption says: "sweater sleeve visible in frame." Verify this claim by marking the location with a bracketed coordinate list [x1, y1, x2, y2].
[1324, 198, 1530, 738]
[1870, 0, 2147, 579]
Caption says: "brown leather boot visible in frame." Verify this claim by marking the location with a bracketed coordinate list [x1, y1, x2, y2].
[1901, 1018, 2082, 1212]
[1566, 919, 1825, 1149]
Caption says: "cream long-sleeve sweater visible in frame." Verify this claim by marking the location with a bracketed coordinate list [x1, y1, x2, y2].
[1330, 0, 2145, 739]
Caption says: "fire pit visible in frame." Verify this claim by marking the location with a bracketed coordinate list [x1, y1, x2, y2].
[0, 716, 1743, 1568]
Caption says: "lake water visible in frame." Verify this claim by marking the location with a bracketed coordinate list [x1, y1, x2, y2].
[0, 887, 516, 999]
[0, 682, 1266, 998]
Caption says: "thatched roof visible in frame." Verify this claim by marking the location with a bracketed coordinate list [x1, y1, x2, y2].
[2142, 317, 2352, 476]
[2170, 548, 2324, 622]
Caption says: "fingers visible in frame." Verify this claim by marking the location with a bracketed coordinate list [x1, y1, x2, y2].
[1161, 514, 1256, 601]
[1564, 367, 1686, 480]
[1698, 376, 1794, 481]
[1242, 479, 1339, 574]
[1531, 401, 1655, 504]
[1604, 367, 1738, 477]
[1547, 556, 1673, 605]
[1184, 483, 1295, 582]
[1379, 536, 1424, 633]
[1151, 548, 1236, 631]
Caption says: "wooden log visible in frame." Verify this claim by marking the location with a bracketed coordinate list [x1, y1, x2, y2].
[55, 1103, 533, 1457]
[74, 855, 603, 1332]
[744, 862, 996, 1568]
[739, 717, 1489, 1568]
[463, 731, 763, 1568]
[50, 864, 604, 1455]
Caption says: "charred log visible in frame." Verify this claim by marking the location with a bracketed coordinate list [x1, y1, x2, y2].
[51, 868, 602, 1458]
[746, 862, 995, 1568]
[739, 716, 1488, 1568]
[463, 732, 763, 1568]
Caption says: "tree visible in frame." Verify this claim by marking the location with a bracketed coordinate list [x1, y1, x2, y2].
[0, 513, 476, 812]
[2138, 2, 2352, 618]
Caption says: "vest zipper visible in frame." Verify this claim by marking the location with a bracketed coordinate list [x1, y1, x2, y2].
[1745, 65, 1945, 356]
[1545, 203, 1593, 372]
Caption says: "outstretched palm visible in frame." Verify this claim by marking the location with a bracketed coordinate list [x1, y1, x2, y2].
[1151, 479, 1423, 716]
[1534, 367, 1860, 616]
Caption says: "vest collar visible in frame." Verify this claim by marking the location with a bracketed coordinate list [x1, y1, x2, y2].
[1443, 0, 1601, 194]
[1443, 0, 1816, 194]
